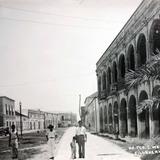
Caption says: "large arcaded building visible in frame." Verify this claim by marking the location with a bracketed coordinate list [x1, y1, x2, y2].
[96, 0, 160, 138]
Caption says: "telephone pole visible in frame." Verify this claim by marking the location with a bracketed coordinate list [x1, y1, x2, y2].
[19, 102, 23, 137]
[79, 94, 81, 119]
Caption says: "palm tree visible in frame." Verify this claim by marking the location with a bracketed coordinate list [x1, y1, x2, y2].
[125, 49, 160, 113]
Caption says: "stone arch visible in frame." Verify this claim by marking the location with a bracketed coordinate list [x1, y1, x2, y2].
[137, 34, 147, 67]
[138, 90, 149, 138]
[113, 101, 119, 134]
[104, 105, 107, 132]
[112, 61, 118, 83]
[104, 105, 107, 124]
[119, 98, 128, 137]
[102, 72, 107, 90]
[108, 103, 113, 133]
[151, 85, 160, 135]
[149, 19, 160, 55]
[118, 54, 126, 78]
[100, 107, 103, 132]
[127, 44, 135, 71]
[128, 95, 137, 137]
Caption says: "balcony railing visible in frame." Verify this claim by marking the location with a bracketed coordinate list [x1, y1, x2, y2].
[99, 90, 107, 100]
[110, 83, 118, 95]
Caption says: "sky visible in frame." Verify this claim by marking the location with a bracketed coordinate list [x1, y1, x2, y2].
[0, 0, 142, 116]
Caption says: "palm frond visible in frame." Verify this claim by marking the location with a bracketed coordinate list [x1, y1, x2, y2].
[125, 51, 160, 89]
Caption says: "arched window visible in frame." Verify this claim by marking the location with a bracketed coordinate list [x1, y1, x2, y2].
[119, 54, 126, 78]
[112, 62, 118, 83]
[150, 19, 160, 54]
[127, 45, 135, 71]
[102, 72, 106, 90]
[98, 77, 101, 94]
[137, 34, 147, 67]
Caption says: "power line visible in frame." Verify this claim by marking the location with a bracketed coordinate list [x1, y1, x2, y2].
[0, 16, 114, 31]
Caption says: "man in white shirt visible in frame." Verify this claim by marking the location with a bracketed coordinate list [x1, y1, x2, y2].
[75, 120, 87, 158]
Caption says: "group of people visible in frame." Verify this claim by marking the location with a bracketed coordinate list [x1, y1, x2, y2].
[70, 120, 87, 159]
[47, 120, 87, 160]
[7, 120, 87, 160]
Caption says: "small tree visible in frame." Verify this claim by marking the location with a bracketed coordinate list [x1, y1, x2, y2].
[125, 49, 160, 112]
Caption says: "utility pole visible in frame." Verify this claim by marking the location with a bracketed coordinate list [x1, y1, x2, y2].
[19, 102, 23, 137]
[79, 94, 81, 120]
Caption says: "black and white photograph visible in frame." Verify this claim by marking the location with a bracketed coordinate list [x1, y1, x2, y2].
[0, 0, 160, 160]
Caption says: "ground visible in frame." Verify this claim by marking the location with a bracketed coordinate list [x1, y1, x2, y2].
[0, 128, 66, 160]
[1, 127, 159, 160]
[55, 127, 140, 160]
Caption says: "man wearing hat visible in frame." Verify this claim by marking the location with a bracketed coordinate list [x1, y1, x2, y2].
[75, 120, 87, 158]
[46, 124, 57, 160]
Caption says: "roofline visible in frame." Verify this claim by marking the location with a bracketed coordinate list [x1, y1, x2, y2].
[15, 111, 29, 118]
[0, 96, 15, 102]
[96, 0, 145, 67]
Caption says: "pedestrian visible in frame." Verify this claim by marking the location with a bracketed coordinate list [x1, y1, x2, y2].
[70, 136, 77, 159]
[9, 124, 19, 159]
[46, 124, 57, 160]
[75, 120, 87, 158]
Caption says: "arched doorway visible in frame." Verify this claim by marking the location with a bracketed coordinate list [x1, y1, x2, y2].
[128, 95, 137, 137]
[120, 99, 128, 137]
[127, 45, 135, 71]
[138, 90, 149, 138]
[151, 85, 160, 136]
[100, 107, 103, 132]
[113, 102, 119, 134]
[150, 19, 160, 54]
[119, 54, 126, 78]
[137, 34, 147, 67]
[108, 104, 113, 133]
[104, 106, 108, 132]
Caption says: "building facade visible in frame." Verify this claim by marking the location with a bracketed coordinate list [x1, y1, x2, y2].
[96, 0, 160, 138]
[44, 112, 58, 129]
[84, 92, 100, 133]
[57, 112, 77, 127]
[0, 96, 16, 128]
[15, 111, 29, 131]
[27, 109, 44, 130]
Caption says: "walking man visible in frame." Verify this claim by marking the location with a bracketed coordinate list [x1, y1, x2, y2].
[75, 120, 87, 158]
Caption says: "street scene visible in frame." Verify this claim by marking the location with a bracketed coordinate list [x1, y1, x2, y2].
[1, 0, 160, 160]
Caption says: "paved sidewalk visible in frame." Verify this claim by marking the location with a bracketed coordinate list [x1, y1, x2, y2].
[55, 127, 140, 160]
[27, 127, 141, 160]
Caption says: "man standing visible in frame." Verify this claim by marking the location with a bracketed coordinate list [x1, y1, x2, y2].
[75, 120, 87, 158]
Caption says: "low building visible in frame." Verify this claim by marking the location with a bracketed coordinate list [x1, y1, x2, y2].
[44, 112, 58, 129]
[23, 109, 44, 130]
[0, 96, 16, 128]
[57, 112, 77, 127]
[84, 92, 100, 133]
